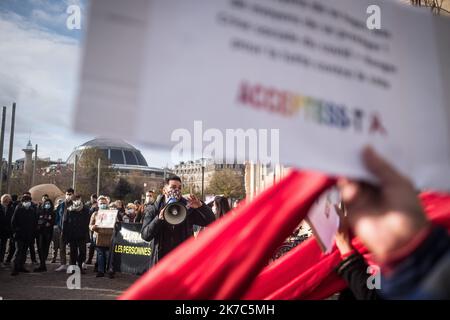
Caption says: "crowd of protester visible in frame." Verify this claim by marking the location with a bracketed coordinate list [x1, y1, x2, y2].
[0, 178, 230, 279]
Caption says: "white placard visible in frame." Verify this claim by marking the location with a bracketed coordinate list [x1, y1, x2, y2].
[306, 187, 340, 253]
[95, 209, 118, 229]
[75, 0, 450, 191]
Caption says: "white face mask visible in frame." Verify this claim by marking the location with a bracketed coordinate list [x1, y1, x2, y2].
[23, 202, 31, 209]
[73, 200, 82, 207]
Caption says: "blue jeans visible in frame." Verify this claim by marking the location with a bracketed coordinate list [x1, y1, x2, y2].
[95, 247, 110, 273]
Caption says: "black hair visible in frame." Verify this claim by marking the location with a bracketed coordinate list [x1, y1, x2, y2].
[73, 194, 82, 200]
[11, 194, 18, 202]
[91, 193, 97, 199]
[21, 195, 32, 202]
[213, 196, 231, 218]
[43, 198, 54, 209]
[165, 175, 182, 184]
[66, 188, 75, 194]
[23, 191, 31, 196]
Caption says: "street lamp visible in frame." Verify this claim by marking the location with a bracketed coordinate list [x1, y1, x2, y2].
[200, 158, 206, 201]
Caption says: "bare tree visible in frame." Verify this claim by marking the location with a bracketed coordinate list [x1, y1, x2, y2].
[206, 169, 245, 199]
[75, 148, 115, 199]
[410, 0, 449, 14]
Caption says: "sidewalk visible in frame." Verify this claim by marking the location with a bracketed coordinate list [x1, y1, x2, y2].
[0, 258, 140, 300]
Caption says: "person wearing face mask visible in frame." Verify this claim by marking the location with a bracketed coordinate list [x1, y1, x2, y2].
[63, 194, 90, 274]
[90, 195, 115, 278]
[21, 192, 38, 266]
[34, 199, 55, 272]
[123, 203, 137, 223]
[50, 198, 63, 263]
[55, 188, 74, 272]
[141, 175, 216, 265]
[85, 199, 99, 266]
[10, 195, 38, 276]
[41, 194, 50, 204]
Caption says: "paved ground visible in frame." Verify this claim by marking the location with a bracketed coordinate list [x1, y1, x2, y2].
[0, 255, 140, 300]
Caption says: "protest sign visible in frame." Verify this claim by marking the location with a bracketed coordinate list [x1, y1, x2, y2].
[111, 223, 153, 275]
[95, 209, 118, 229]
[305, 187, 340, 253]
[75, 0, 450, 190]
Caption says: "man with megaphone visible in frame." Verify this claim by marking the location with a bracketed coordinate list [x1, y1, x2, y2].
[141, 175, 215, 265]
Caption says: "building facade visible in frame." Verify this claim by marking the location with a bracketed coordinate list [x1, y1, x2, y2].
[244, 163, 290, 201]
[174, 159, 245, 195]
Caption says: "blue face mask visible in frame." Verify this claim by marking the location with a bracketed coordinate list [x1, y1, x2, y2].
[44, 203, 51, 210]
[99, 204, 108, 210]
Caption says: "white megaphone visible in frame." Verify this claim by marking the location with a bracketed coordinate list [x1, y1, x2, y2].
[163, 197, 187, 225]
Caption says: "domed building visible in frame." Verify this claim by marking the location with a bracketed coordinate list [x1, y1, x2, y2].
[66, 138, 170, 189]
[67, 138, 149, 168]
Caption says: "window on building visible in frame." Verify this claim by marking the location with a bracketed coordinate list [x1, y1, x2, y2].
[124, 150, 138, 165]
[135, 152, 148, 166]
[110, 149, 125, 165]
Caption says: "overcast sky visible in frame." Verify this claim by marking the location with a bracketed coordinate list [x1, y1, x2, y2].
[0, 0, 173, 167]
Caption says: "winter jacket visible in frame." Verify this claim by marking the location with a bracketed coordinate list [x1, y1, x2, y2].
[11, 203, 38, 242]
[55, 200, 69, 229]
[36, 204, 55, 234]
[0, 205, 7, 239]
[63, 205, 90, 242]
[0, 204, 15, 238]
[335, 252, 381, 300]
[141, 196, 215, 265]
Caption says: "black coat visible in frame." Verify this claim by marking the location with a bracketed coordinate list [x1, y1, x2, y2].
[336, 253, 381, 300]
[0, 205, 7, 239]
[11, 203, 38, 242]
[1, 202, 16, 238]
[141, 196, 215, 265]
[36, 205, 55, 234]
[63, 205, 91, 242]
[1, 203, 16, 238]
